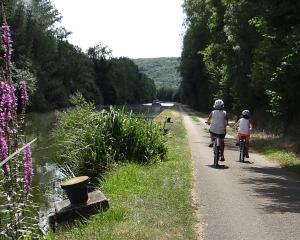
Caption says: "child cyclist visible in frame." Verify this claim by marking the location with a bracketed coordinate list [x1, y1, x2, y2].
[234, 110, 253, 158]
[206, 99, 228, 161]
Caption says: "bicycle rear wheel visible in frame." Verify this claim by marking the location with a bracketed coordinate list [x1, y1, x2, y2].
[239, 139, 245, 162]
[214, 143, 219, 167]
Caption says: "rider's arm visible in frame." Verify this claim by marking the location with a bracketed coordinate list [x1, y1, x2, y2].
[249, 120, 253, 131]
[233, 120, 240, 129]
[207, 112, 212, 124]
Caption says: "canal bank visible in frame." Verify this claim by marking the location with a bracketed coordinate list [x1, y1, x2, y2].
[49, 105, 198, 239]
[26, 103, 175, 233]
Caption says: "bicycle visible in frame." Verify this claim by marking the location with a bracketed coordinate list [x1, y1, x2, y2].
[206, 122, 221, 167]
[212, 135, 221, 167]
[239, 136, 246, 162]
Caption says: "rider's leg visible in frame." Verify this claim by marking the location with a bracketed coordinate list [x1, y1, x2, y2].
[220, 138, 225, 160]
[245, 138, 250, 157]
[209, 132, 214, 147]
[236, 133, 240, 146]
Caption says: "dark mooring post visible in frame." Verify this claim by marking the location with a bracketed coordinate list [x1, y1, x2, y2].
[48, 176, 109, 232]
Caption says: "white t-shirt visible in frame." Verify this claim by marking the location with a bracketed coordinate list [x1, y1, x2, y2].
[238, 118, 250, 134]
[210, 110, 227, 134]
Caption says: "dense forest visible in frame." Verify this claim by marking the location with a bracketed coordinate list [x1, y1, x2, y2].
[180, 0, 300, 132]
[0, 0, 156, 112]
[133, 57, 181, 101]
[133, 58, 181, 89]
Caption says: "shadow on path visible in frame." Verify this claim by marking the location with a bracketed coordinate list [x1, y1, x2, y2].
[240, 166, 300, 214]
[206, 164, 229, 170]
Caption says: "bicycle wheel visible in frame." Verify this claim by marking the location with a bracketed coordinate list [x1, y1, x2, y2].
[239, 139, 245, 162]
[214, 142, 219, 167]
[243, 142, 247, 160]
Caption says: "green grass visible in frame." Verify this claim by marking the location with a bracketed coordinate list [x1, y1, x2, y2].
[191, 115, 200, 122]
[251, 132, 300, 174]
[53, 107, 197, 240]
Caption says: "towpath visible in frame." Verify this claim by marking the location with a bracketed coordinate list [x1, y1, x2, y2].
[181, 105, 300, 240]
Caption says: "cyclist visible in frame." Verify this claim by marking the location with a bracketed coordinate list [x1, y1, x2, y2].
[206, 99, 228, 161]
[234, 110, 253, 158]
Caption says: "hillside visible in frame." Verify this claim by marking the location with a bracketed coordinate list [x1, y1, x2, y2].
[133, 57, 181, 89]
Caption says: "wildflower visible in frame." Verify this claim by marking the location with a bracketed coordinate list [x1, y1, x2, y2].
[23, 145, 33, 197]
[0, 80, 17, 128]
[1, 22, 13, 72]
[19, 80, 29, 107]
[0, 130, 8, 173]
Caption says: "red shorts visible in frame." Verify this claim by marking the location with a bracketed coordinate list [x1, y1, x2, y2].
[238, 133, 250, 139]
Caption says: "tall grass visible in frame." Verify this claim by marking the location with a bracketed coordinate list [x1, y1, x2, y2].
[52, 106, 198, 240]
[52, 94, 167, 180]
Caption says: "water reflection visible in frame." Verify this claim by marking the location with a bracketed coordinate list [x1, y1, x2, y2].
[143, 102, 175, 107]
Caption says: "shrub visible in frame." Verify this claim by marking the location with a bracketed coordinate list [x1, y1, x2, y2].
[52, 94, 167, 180]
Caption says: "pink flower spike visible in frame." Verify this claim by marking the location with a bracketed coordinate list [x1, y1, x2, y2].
[20, 80, 29, 107]
[0, 133, 9, 174]
[23, 145, 34, 197]
[1, 23, 13, 70]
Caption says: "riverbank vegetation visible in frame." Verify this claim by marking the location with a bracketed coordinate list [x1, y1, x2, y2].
[53, 107, 198, 240]
[1, 0, 156, 112]
[180, 0, 300, 136]
[0, 11, 38, 239]
[52, 93, 167, 181]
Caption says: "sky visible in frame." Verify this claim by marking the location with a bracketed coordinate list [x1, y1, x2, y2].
[51, 0, 186, 59]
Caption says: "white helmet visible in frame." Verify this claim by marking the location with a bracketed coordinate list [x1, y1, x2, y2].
[213, 99, 224, 109]
[242, 110, 250, 116]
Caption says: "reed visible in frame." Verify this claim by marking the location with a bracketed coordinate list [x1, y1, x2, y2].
[52, 93, 167, 181]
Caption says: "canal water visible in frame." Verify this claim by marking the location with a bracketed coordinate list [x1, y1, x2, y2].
[25, 103, 174, 231]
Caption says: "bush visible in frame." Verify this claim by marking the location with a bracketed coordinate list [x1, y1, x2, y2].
[52, 94, 167, 180]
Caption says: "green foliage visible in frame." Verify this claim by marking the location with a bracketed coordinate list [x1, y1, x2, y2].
[87, 44, 156, 105]
[107, 57, 156, 104]
[156, 87, 179, 101]
[52, 94, 167, 180]
[180, 0, 300, 129]
[133, 57, 181, 89]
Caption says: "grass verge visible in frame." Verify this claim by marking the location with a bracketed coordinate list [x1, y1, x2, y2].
[250, 132, 300, 174]
[191, 116, 200, 122]
[52, 106, 197, 240]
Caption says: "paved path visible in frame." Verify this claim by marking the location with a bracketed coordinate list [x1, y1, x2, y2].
[182, 106, 300, 240]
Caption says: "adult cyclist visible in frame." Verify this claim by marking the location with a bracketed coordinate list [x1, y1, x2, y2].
[206, 99, 228, 161]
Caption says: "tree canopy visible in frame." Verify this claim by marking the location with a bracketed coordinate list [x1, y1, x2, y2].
[133, 57, 181, 89]
[180, 0, 300, 131]
[1, 0, 156, 112]
[133, 57, 181, 101]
